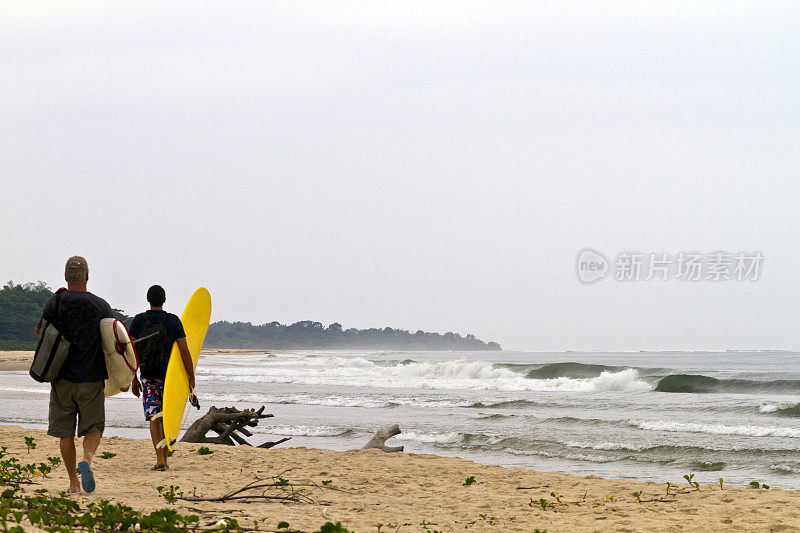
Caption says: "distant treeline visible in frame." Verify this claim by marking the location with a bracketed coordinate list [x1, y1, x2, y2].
[0, 282, 129, 350]
[0, 282, 501, 351]
[205, 321, 501, 350]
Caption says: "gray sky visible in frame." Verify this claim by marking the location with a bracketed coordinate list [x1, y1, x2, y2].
[2, 1, 798, 351]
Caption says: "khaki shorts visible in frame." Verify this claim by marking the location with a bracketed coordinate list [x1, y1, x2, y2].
[48, 380, 105, 438]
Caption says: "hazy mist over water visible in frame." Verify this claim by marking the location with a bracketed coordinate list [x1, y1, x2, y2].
[1, 3, 799, 351]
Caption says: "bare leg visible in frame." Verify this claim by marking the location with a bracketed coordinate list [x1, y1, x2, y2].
[60, 438, 79, 492]
[82, 431, 101, 464]
[149, 417, 167, 467]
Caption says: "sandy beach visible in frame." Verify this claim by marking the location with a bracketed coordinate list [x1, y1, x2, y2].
[0, 350, 32, 371]
[0, 424, 798, 532]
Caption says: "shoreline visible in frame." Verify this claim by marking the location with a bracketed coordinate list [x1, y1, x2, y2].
[1, 425, 798, 531]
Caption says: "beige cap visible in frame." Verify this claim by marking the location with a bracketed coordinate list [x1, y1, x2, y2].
[65, 255, 89, 283]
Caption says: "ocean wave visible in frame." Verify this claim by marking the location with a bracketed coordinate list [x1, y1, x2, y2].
[0, 385, 49, 395]
[654, 374, 800, 394]
[502, 446, 617, 463]
[759, 402, 800, 417]
[396, 431, 466, 445]
[527, 362, 629, 379]
[198, 357, 653, 392]
[199, 391, 474, 409]
[260, 425, 353, 437]
[467, 399, 544, 409]
[770, 463, 800, 474]
[475, 413, 514, 421]
[689, 460, 726, 471]
[628, 419, 800, 438]
[564, 440, 800, 455]
[566, 441, 649, 451]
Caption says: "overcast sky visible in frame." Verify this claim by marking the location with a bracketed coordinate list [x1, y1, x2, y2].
[2, 1, 798, 351]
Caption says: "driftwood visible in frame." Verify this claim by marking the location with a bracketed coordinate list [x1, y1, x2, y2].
[181, 406, 289, 448]
[361, 423, 403, 452]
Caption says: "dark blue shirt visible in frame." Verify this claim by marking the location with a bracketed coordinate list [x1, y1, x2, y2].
[129, 310, 186, 380]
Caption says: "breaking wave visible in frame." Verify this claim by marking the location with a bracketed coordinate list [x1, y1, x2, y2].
[628, 419, 800, 438]
[654, 374, 800, 394]
[199, 357, 652, 392]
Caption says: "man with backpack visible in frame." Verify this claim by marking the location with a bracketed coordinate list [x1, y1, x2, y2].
[129, 285, 195, 471]
[36, 256, 114, 494]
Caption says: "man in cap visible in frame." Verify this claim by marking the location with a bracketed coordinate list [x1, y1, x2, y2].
[36, 256, 114, 493]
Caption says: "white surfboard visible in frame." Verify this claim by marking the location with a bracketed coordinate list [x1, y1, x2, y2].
[100, 318, 138, 397]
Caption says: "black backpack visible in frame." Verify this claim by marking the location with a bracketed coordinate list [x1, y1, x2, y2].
[136, 312, 174, 375]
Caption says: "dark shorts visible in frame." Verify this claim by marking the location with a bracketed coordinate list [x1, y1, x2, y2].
[48, 380, 105, 438]
[141, 377, 165, 421]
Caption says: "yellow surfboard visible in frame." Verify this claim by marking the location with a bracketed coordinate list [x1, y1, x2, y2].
[161, 287, 211, 452]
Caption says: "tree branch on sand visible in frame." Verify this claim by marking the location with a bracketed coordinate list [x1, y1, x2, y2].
[360, 424, 403, 452]
[181, 406, 290, 448]
[178, 469, 353, 504]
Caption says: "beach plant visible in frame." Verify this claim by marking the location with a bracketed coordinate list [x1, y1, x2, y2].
[156, 484, 183, 504]
[683, 473, 699, 489]
[315, 522, 353, 533]
[719, 477, 724, 490]
[666, 482, 673, 495]
[99, 452, 116, 459]
[462, 476, 477, 486]
[605, 494, 615, 502]
[538, 497, 549, 510]
[1, 446, 373, 533]
[321, 479, 332, 485]
[23, 437, 35, 454]
[215, 516, 241, 530]
[276, 477, 289, 486]
[633, 491, 642, 502]
[550, 492, 562, 503]
[375, 523, 383, 532]
[749, 481, 770, 489]
[197, 446, 213, 455]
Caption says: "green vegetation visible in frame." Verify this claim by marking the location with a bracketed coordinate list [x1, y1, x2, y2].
[0, 282, 129, 350]
[462, 476, 477, 486]
[99, 452, 116, 459]
[22, 438, 34, 454]
[206, 320, 501, 351]
[749, 481, 770, 489]
[197, 447, 213, 456]
[156, 485, 183, 505]
[1, 281, 500, 351]
[0, 282, 52, 350]
[316, 523, 351, 533]
[537, 497, 549, 509]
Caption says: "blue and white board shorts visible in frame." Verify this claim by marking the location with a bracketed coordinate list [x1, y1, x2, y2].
[141, 377, 165, 421]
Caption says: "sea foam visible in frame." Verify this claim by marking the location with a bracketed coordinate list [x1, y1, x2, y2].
[198, 357, 653, 392]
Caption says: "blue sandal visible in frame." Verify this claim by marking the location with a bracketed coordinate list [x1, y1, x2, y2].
[77, 461, 95, 493]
